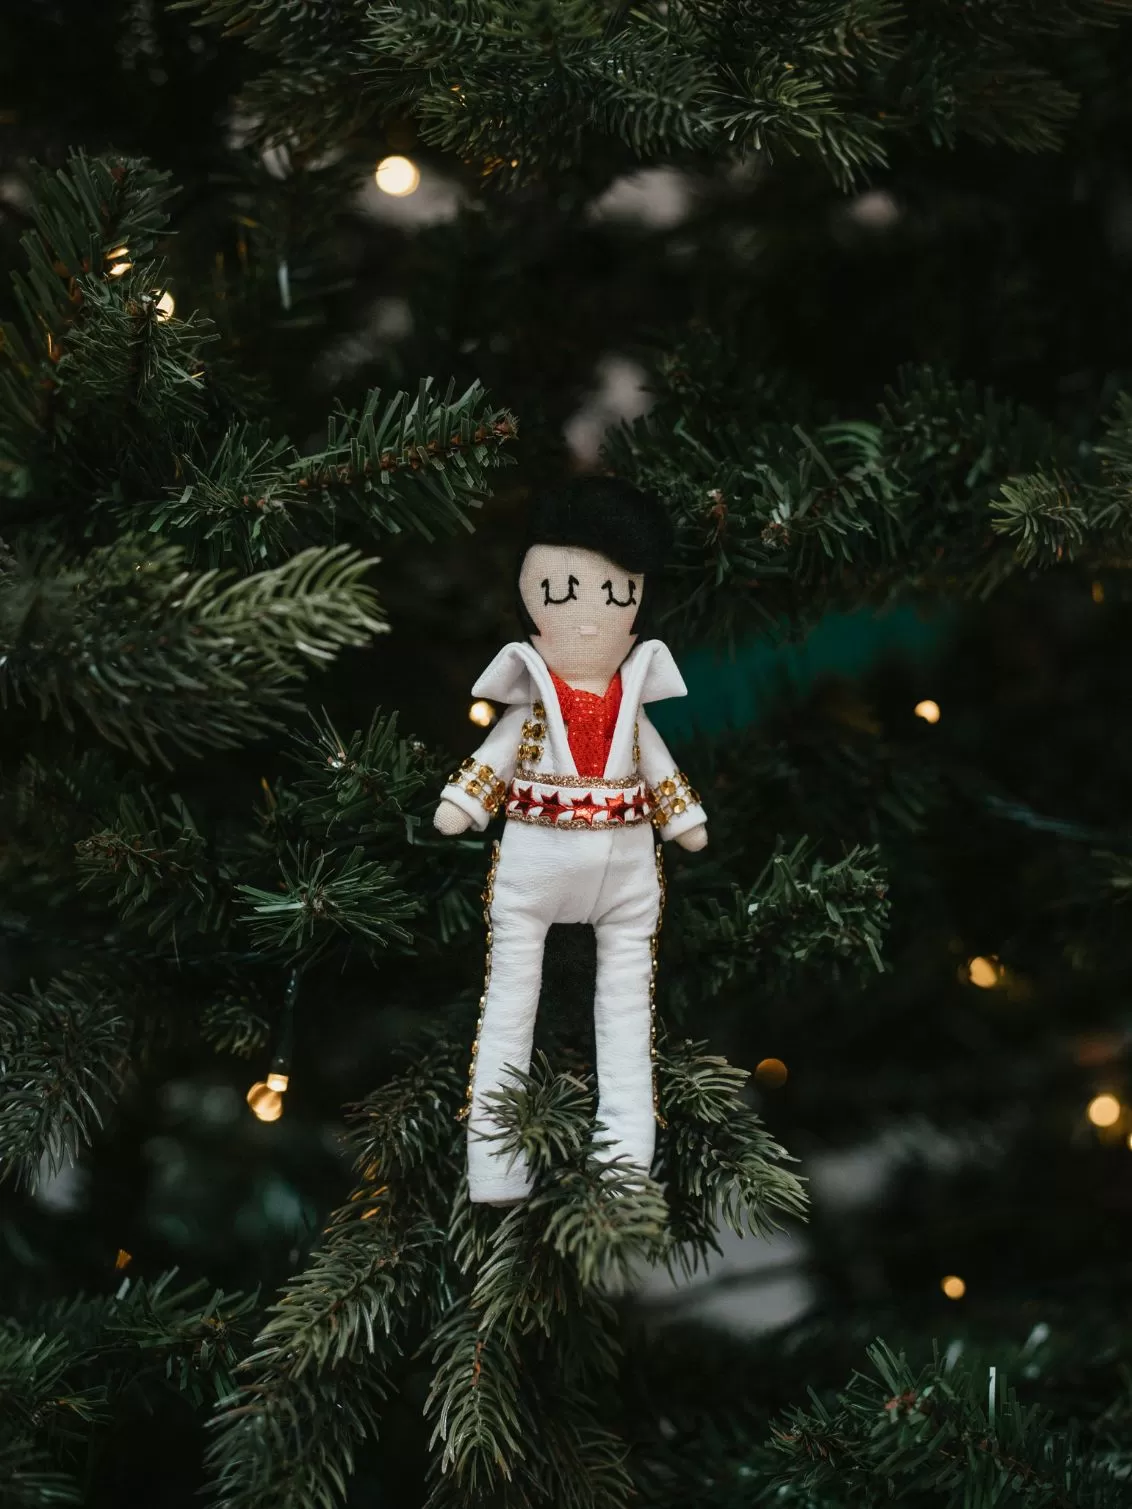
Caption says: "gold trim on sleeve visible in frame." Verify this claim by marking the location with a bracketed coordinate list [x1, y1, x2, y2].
[650, 770, 700, 829]
[448, 756, 507, 815]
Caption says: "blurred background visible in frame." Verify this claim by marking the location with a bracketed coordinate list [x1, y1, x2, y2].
[5, 2, 1132, 1504]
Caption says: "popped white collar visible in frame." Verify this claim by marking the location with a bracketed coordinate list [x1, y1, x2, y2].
[471, 640, 687, 780]
[471, 638, 688, 707]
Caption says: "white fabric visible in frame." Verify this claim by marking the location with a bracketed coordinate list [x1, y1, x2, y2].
[443, 639, 707, 838]
[467, 821, 662, 1203]
[445, 638, 707, 1204]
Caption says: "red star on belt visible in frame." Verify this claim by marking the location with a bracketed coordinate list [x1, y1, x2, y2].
[510, 783, 537, 815]
[540, 789, 567, 820]
[569, 793, 600, 826]
[604, 791, 629, 824]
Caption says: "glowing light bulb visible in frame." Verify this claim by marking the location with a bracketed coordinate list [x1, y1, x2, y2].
[468, 700, 496, 728]
[966, 955, 1002, 989]
[266, 1071, 289, 1093]
[755, 1057, 788, 1088]
[247, 1081, 283, 1122]
[941, 1274, 966, 1300]
[106, 245, 129, 260]
[375, 155, 420, 197]
[107, 260, 133, 277]
[115, 1248, 132, 1270]
[155, 290, 175, 321]
[1087, 1093, 1121, 1128]
[914, 700, 941, 724]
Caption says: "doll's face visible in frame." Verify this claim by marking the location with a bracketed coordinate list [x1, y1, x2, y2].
[519, 544, 642, 685]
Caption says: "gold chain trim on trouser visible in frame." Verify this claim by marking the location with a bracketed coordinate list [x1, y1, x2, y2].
[456, 838, 502, 1123]
[650, 842, 668, 1128]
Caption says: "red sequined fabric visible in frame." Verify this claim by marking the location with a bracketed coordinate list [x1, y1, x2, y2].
[549, 670, 623, 776]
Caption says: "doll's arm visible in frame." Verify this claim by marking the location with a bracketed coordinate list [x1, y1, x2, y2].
[637, 708, 708, 846]
[435, 703, 527, 834]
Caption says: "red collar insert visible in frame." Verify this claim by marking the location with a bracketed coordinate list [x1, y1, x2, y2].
[549, 670, 623, 778]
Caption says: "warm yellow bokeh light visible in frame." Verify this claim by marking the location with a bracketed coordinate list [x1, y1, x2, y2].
[914, 699, 941, 724]
[375, 155, 420, 197]
[247, 1081, 284, 1122]
[115, 1248, 132, 1270]
[755, 1057, 789, 1088]
[1087, 1093, 1121, 1128]
[107, 260, 133, 278]
[468, 700, 497, 728]
[941, 1274, 966, 1300]
[1092, 581, 1105, 604]
[266, 1071, 290, 1092]
[967, 955, 1002, 989]
[155, 290, 176, 321]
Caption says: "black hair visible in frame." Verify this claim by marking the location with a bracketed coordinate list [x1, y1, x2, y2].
[515, 475, 674, 638]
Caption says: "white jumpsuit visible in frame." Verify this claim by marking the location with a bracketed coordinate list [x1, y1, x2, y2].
[440, 639, 708, 1204]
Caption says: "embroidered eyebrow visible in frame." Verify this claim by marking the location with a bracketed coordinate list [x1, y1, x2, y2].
[602, 579, 637, 607]
[541, 575, 579, 605]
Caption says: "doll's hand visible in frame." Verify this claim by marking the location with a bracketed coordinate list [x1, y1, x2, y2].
[673, 823, 708, 852]
[434, 799, 474, 836]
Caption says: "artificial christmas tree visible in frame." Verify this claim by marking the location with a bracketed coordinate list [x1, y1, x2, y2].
[5, 3, 1132, 1507]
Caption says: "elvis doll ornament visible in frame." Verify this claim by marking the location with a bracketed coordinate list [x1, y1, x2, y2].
[434, 477, 707, 1205]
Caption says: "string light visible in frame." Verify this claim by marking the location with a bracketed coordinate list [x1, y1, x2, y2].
[755, 1057, 789, 1088]
[115, 1248, 132, 1270]
[966, 955, 1002, 989]
[107, 260, 133, 277]
[266, 1071, 290, 1092]
[1087, 1093, 1121, 1128]
[468, 700, 496, 728]
[941, 1274, 966, 1300]
[375, 155, 420, 197]
[914, 699, 941, 724]
[246, 1080, 283, 1122]
[155, 290, 175, 321]
[1092, 581, 1105, 604]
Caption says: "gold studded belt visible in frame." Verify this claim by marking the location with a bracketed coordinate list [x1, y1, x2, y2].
[505, 774, 652, 829]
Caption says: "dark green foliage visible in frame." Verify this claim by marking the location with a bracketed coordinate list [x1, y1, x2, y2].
[0, 973, 132, 1190]
[6, 0, 1132, 1504]
[0, 1273, 257, 1507]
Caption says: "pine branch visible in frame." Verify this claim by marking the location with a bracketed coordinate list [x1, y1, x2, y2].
[608, 357, 1075, 634]
[0, 539, 386, 765]
[291, 380, 517, 542]
[236, 842, 419, 962]
[0, 152, 215, 496]
[656, 1039, 808, 1268]
[151, 380, 517, 572]
[187, 0, 1132, 188]
[204, 1185, 437, 1509]
[0, 972, 132, 1191]
[678, 838, 890, 995]
[0, 1275, 257, 1506]
[764, 1340, 1127, 1507]
[75, 788, 232, 937]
